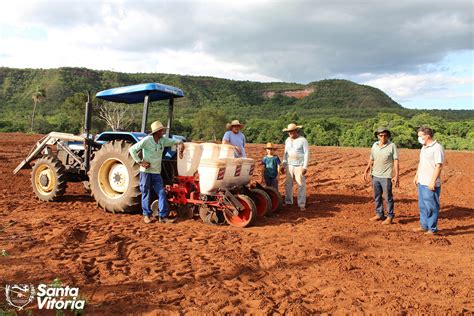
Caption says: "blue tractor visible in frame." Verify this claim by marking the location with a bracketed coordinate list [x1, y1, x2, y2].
[14, 83, 186, 213]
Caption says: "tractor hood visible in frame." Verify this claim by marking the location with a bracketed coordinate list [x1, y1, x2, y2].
[96, 83, 185, 104]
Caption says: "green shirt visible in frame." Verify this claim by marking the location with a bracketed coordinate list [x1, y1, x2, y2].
[129, 135, 182, 174]
[370, 141, 398, 178]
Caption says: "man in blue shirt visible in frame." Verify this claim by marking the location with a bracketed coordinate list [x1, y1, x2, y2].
[222, 120, 246, 158]
[129, 120, 184, 224]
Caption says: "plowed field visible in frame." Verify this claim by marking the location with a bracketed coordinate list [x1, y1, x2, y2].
[1, 133, 473, 314]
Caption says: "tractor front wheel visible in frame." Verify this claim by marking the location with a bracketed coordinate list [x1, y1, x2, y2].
[89, 140, 141, 213]
[31, 156, 67, 201]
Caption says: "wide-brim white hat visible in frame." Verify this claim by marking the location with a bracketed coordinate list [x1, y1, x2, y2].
[226, 120, 244, 130]
[151, 120, 167, 134]
[282, 123, 302, 132]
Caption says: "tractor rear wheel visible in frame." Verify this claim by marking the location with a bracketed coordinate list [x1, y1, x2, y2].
[89, 140, 140, 213]
[262, 186, 283, 213]
[223, 194, 257, 228]
[249, 188, 272, 218]
[31, 156, 67, 201]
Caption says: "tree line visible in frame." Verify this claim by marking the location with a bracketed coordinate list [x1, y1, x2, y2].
[0, 67, 472, 150]
[0, 92, 472, 150]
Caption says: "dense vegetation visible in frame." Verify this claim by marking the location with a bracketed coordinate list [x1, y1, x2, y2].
[0, 67, 472, 150]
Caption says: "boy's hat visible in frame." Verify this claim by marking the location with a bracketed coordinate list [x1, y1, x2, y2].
[264, 142, 277, 150]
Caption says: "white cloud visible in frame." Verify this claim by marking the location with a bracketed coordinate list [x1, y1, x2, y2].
[0, 0, 473, 109]
[362, 72, 474, 102]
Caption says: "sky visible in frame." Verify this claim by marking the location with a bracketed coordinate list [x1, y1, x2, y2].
[0, 0, 473, 110]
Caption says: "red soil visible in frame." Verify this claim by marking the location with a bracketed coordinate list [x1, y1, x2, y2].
[263, 88, 314, 99]
[0, 133, 473, 314]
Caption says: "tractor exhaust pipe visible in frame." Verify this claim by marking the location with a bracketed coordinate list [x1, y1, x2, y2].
[84, 91, 93, 172]
[84, 91, 92, 135]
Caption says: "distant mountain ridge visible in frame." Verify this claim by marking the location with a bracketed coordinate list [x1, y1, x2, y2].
[0, 67, 401, 111]
[0, 66, 472, 150]
[0, 67, 472, 134]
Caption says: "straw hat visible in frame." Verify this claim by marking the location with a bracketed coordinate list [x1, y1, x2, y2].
[226, 120, 244, 130]
[264, 142, 277, 150]
[282, 123, 302, 132]
[374, 127, 391, 138]
[151, 120, 167, 134]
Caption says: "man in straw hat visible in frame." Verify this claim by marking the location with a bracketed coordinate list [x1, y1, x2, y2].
[129, 120, 184, 224]
[280, 123, 309, 211]
[222, 119, 246, 158]
[364, 127, 399, 225]
[261, 143, 281, 189]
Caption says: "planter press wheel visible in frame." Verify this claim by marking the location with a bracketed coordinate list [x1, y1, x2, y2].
[262, 186, 283, 213]
[223, 194, 257, 228]
[177, 204, 194, 219]
[151, 201, 193, 220]
[249, 188, 272, 218]
[199, 205, 225, 225]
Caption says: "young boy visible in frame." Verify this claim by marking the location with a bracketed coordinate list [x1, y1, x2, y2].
[261, 143, 281, 189]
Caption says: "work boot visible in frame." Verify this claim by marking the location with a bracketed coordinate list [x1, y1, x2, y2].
[369, 215, 385, 222]
[159, 216, 176, 224]
[424, 230, 439, 235]
[143, 216, 152, 224]
[382, 217, 393, 225]
[299, 206, 306, 211]
[412, 227, 428, 232]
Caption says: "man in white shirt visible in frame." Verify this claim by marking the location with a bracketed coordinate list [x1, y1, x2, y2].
[413, 126, 445, 235]
[280, 123, 309, 211]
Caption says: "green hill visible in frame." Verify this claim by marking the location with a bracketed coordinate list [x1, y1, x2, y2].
[0, 67, 473, 150]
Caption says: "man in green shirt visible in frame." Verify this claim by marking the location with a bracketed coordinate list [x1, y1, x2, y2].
[364, 127, 399, 225]
[129, 120, 184, 224]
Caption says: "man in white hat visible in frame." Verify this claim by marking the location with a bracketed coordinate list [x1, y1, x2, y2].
[280, 123, 309, 211]
[129, 120, 184, 224]
[222, 120, 246, 158]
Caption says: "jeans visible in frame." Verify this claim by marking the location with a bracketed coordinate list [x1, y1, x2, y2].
[139, 172, 169, 217]
[285, 165, 306, 208]
[264, 175, 278, 189]
[372, 176, 394, 218]
[417, 184, 441, 232]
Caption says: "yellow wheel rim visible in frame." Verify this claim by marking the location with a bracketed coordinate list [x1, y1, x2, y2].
[98, 158, 129, 199]
[34, 165, 56, 195]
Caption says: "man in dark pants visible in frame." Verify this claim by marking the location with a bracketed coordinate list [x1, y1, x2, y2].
[364, 127, 400, 225]
[129, 120, 184, 224]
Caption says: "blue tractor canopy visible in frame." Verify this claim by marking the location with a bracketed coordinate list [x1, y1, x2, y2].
[96, 83, 184, 104]
[96, 83, 185, 134]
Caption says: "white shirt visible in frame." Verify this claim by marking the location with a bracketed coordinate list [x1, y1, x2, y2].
[418, 140, 445, 187]
[283, 136, 309, 169]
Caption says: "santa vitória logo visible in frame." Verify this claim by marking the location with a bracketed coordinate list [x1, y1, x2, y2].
[5, 284, 36, 310]
[4, 283, 86, 311]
